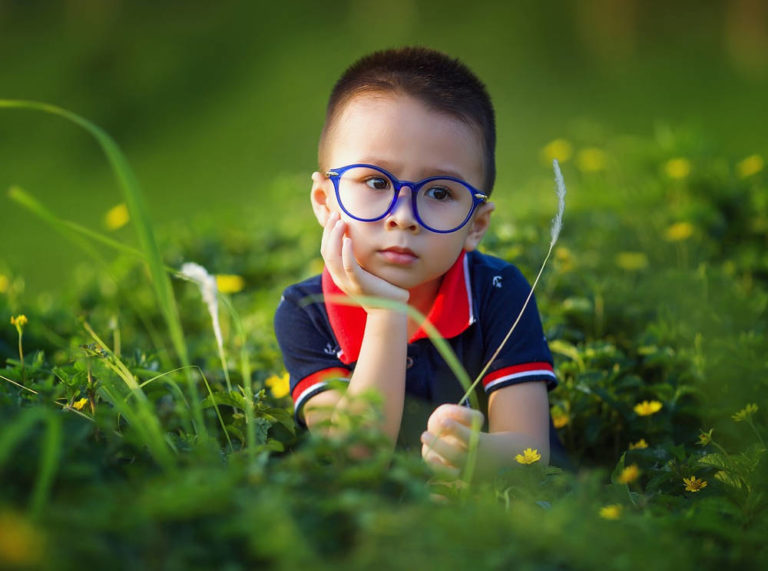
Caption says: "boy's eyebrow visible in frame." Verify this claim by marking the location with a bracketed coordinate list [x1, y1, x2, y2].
[354, 157, 470, 181]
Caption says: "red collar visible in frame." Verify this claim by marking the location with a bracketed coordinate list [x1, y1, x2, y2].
[322, 250, 475, 364]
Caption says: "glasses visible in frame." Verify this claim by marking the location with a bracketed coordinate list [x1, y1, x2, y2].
[325, 163, 488, 233]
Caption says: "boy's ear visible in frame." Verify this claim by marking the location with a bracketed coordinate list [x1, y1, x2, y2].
[310, 171, 334, 227]
[463, 201, 495, 252]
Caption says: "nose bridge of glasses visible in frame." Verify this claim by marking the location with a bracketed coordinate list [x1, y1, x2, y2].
[388, 180, 419, 219]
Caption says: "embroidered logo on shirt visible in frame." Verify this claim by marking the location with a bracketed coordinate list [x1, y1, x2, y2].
[492, 275, 503, 288]
[323, 343, 339, 356]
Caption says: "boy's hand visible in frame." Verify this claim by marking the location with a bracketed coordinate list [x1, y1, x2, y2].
[421, 404, 485, 479]
[322, 211, 409, 308]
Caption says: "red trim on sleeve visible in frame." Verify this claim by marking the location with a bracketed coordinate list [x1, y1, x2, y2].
[482, 362, 556, 392]
[291, 367, 351, 404]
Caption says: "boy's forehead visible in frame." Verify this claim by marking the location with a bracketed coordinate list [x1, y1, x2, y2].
[326, 92, 485, 183]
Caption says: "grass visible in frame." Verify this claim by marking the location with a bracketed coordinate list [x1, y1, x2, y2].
[1, 104, 767, 569]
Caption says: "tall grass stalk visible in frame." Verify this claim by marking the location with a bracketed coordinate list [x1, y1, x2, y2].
[1, 99, 208, 441]
[458, 159, 567, 406]
[180, 263, 233, 393]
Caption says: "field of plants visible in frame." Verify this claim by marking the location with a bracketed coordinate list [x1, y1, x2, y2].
[1, 97, 766, 568]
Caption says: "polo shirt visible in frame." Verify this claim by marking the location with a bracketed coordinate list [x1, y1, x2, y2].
[274, 249, 566, 462]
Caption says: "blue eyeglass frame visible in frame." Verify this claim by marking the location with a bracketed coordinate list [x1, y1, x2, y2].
[325, 163, 488, 234]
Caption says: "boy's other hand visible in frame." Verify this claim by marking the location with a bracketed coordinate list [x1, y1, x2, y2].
[322, 211, 409, 309]
[421, 404, 484, 479]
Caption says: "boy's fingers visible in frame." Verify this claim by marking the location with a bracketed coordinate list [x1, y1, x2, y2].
[421, 430, 466, 467]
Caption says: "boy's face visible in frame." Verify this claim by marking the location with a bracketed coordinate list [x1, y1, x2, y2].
[311, 92, 494, 292]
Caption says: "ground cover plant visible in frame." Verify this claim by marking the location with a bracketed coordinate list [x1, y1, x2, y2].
[1, 105, 767, 569]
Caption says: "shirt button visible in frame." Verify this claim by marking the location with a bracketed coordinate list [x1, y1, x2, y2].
[406, 356, 414, 369]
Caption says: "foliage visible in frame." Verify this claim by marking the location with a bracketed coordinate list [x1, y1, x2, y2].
[1, 115, 767, 569]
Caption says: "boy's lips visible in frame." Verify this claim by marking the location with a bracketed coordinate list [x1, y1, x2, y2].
[378, 246, 418, 265]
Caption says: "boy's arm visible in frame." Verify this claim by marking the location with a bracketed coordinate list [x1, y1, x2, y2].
[305, 213, 409, 445]
[420, 381, 550, 479]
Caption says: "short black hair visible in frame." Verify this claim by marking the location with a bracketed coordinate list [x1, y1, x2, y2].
[319, 46, 496, 193]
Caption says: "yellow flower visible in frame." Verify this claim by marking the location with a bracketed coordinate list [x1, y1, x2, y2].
[552, 410, 570, 429]
[629, 439, 648, 450]
[683, 475, 708, 493]
[105, 203, 130, 230]
[515, 448, 542, 465]
[541, 139, 573, 164]
[664, 221, 695, 242]
[664, 158, 691, 179]
[0, 509, 43, 566]
[697, 429, 713, 446]
[732, 403, 758, 422]
[0, 274, 8, 294]
[615, 251, 649, 271]
[10, 314, 28, 327]
[72, 397, 89, 411]
[599, 504, 622, 520]
[576, 148, 607, 173]
[634, 400, 663, 416]
[216, 274, 245, 294]
[737, 154, 763, 178]
[265, 371, 290, 399]
[617, 464, 641, 484]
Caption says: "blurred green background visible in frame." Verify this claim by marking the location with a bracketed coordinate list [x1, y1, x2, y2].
[2, 0, 767, 294]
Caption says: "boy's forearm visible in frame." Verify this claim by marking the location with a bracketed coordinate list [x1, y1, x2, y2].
[473, 431, 550, 479]
[336, 308, 408, 444]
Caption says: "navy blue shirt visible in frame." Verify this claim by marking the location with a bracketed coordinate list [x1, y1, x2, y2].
[274, 250, 567, 463]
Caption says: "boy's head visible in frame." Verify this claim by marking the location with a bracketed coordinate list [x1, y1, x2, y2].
[318, 46, 496, 193]
[311, 47, 497, 292]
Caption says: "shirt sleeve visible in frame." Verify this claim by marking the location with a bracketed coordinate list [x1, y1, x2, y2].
[273, 285, 352, 424]
[477, 263, 557, 394]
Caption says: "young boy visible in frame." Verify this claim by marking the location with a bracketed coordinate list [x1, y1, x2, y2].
[274, 47, 565, 478]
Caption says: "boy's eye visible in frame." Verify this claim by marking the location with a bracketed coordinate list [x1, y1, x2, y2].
[424, 185, 452, 201]
[365, 177, 391, 191]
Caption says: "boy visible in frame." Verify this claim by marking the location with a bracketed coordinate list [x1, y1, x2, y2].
[274, 47, 565, 478]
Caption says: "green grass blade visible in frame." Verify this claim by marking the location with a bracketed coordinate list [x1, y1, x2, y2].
[0, 99, 188, 367]
[2, 99, 207, 440]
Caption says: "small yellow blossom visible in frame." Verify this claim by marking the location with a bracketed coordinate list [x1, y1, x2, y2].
[105, 203, 130, 230]
[552, 409, 570, 429]
[515, 447, 542, 465]
[599, 504, 622, 520]
[216, 274, 245, 294]
[617, 464, 641, 484]
[664, 221, 695, 242]
[732, 403, 758, 422]
[683, 475, 708, 493]
[698, 429, 713, 446]
[554, 247, 574, 272]
[615, 252, 649, 271]
[0, 510, 43, 566]
[629, 439, 648, 450]
[634, 400, 663, 416]
[737, 154, 763, 178]
[576, 148, 607, 172]
[10, 314, 28, 328]
[72, 398, 89, 411]
[0, 274, 9, 294]
[665, 158, 691, 180]
[542, 139, 573, 164]
[265, 371, 290, 399]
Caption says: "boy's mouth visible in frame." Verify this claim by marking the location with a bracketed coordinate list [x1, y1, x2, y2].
[378, 246, 418, 265]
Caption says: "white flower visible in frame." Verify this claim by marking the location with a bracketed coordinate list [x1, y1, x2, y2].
[180, 262, 223, 352]
[551, 159, 566, 246]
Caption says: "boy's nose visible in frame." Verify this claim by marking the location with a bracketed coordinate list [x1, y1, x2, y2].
[386, 186, 419, 231]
